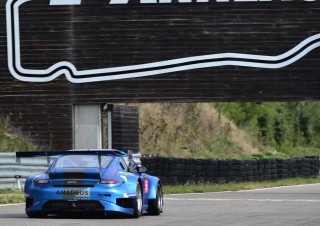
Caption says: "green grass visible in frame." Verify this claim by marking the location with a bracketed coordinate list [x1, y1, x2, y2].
[163, 176, 320, 194]
[0, 189, 24, 204]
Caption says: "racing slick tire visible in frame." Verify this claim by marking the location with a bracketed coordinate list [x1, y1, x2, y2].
[133, 182, 143, 218]
[148, 184, 163, 215]
[26, 211, 46, 218]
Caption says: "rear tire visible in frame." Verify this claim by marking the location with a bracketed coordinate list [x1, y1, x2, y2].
[133, 182, 143, 218]
[148, 184, 163, 215]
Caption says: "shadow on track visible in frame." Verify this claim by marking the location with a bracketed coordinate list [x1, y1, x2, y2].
[0, 213, 26, 218]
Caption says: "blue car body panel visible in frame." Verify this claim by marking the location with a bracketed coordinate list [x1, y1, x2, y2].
[18, 150, 161, 216]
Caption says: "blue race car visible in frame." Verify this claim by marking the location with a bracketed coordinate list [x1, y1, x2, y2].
[15, 150, 163, 218]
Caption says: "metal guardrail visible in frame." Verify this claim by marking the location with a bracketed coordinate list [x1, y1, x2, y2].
[0, 152, 141, 189]
[0, 153, 51, 189]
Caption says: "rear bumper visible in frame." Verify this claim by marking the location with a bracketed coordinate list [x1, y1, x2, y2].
[28, 199, 135, 215]
[25, 185, 136, 215]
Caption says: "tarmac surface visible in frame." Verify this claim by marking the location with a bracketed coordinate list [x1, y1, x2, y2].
[1, 183, 320, 226]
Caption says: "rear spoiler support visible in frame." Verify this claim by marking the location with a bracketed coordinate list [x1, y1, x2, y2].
[128, 150, 133, 162]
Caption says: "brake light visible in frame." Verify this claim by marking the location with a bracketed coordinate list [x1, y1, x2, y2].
[101, 180, 120, 184]
[34, 179, 49, 186]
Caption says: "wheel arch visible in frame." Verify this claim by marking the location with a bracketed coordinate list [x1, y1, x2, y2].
[146, 176, 161, 200]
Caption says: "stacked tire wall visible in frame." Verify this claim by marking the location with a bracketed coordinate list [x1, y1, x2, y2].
[141, 156, 319, 185]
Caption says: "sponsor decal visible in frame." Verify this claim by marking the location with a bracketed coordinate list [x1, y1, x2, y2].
[120, 171, 134, 176]
[120, 175, 128, 182]
[123, 193, 136, 198]
[106, 166, 118, 178]
[66, 180, 77, 184]
[144, 178, 149, 193]
[56, 187, 90, 199]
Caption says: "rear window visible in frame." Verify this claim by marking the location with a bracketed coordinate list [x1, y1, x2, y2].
[54, 155, 113, 168]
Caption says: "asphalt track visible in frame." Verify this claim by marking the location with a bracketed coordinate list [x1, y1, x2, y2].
[1, 183, 320, 226]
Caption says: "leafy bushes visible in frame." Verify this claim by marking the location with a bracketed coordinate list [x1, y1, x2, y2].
[213, 102, 320, 154]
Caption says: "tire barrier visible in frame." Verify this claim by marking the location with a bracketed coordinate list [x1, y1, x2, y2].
[0, 153, 318, 188]
[141, 155, 320, 185]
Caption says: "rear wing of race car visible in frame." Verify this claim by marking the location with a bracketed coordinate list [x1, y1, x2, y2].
[16, 149, 132, 166]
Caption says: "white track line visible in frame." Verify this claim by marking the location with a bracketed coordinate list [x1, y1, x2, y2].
[166, 183, 320, 196]
[235, 183, 320, 193]
[0, 203, 24, 207]
[164, 198, 320, 202]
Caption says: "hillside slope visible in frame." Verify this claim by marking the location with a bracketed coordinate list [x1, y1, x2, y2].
[2, 102, 320, 158]
[0, 116, 33, 152]
[139, 103, 262, 158]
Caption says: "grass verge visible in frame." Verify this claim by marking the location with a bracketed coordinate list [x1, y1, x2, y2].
[163, 176, 320, 194]
[0, 189, 24, 204]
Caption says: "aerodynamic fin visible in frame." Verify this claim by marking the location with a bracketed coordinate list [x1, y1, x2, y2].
[15, 149, 129, 164]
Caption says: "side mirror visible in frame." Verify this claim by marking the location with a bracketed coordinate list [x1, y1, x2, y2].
[138, 166, 147, 173]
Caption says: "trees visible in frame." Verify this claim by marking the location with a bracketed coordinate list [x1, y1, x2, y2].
[213, 101, 320, 152]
